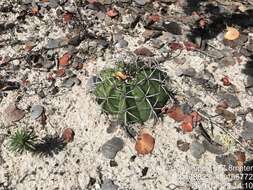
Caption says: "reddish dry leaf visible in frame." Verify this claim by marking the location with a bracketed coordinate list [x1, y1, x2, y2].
[199, 18, 207, 29]
[217, 101, 229, 109]
[135, 133, 155, 155]
[31, 7, 39, 15]
[170, 42, 183, 51]
[164, 105, 186, 122]
[221, 76, 231, 86]
[148, 14, 160, 22]
[62, 128, 75, 143]
[24, 42, 34, 52]
[63, 12, 73, 23]
[234, 151, 246, 166]
[55, 68, 65, 77]
[106, 8, 119, 17]
[180, 122, 193, 132]
[59, 52, 71, 67]
[47, 73, 55, 81]
[190, 111, 201, 123]
[184, 41, 197, 51]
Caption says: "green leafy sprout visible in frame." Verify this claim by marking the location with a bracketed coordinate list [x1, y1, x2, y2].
[9, 130, 38, 154]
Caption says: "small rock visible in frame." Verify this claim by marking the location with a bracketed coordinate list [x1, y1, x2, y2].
[87, 76, 100, 92]
[134, 47, 154, 57]
[101, 137, 124, 159]
[134, 0, 150, 6]
[216, 154, 237, 167]
[101, 180, 119, 190]
[141, 167, 149, 177]
[178, 68, 196, 77]
[68, 35, 85, 47]
[63, 77, 80, 88]
[220, 56, 236, 67]
[177, 140, 190, 152]
[190, 141, 205, 159]
[47, 38, 61, 49]
[115, 39, 128, 48]
[215, 108, 236, 121]
[142, 30, 162, 41]
[163, 21, 182, 35]
[220, 93, 241, 108]
[31, 105, 44, 120]
[107, 120, 120, 134]
[5, 104, 25, 122]
[202, 140, 227, 154]
[62, 128, 75, 142]
[109, 160, 118, 167]
[241, 121, 253, 140]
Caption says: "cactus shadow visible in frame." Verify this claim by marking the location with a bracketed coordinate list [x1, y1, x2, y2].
[186, 3, 253, 42]
[34, 134, 66, 157]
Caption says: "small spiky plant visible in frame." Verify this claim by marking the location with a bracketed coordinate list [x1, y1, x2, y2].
[94, 62, 173, 124]
[9, 130, 37, 154]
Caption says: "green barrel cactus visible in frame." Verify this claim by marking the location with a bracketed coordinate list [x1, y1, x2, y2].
[94, 62, 172, 124]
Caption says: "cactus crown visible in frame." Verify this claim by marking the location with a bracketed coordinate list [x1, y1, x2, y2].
[94, 61, 172, 124]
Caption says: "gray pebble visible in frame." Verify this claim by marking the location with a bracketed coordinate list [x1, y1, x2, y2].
[87, 76, 100, 92]
[101, 179, 119, 190]
[202, 140, 227, 154]
[115, 39, 128, 48]
[63, 78, 75, 88]
[190, 141, 205, 159]
[31, 105, 44, 120]
[241, 121, 253, 140]
[220, 93, 241, 108]
[134, 0, 149, 5]
[101, 137, 124, 159]
[215, 154, 237, 166]
[177, 68, 196, 77]
[219, 56, 236, 67]
[47, 38, 61, 49]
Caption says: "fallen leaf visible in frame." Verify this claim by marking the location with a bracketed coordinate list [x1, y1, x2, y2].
[59, 52, 71, 67]
[5, 104, 25, 122]
[217, 101, 229, 109]
[24, 42, 34, 52]
[221, 76, 231, 86]
[184, 41, 197, 51]
[163, 105, 186, 122]
[170, 42, 183, 51]
[234, 151, 246, 166]
[106, 8, 118, 18]
[135, 133, 155, 155]
[148, 14, 160, 22]
[55, 68, 65, 77]
[199, 18, 207, 29]
[62, 128, 75, 143]
[114, 71, 128, 80]
[224, 27, 240, 41]
[31, 7, 39, 15]
[190, 111, 202, 123]
[180, 121, 193, 132]
[63, 12, 73, 23]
